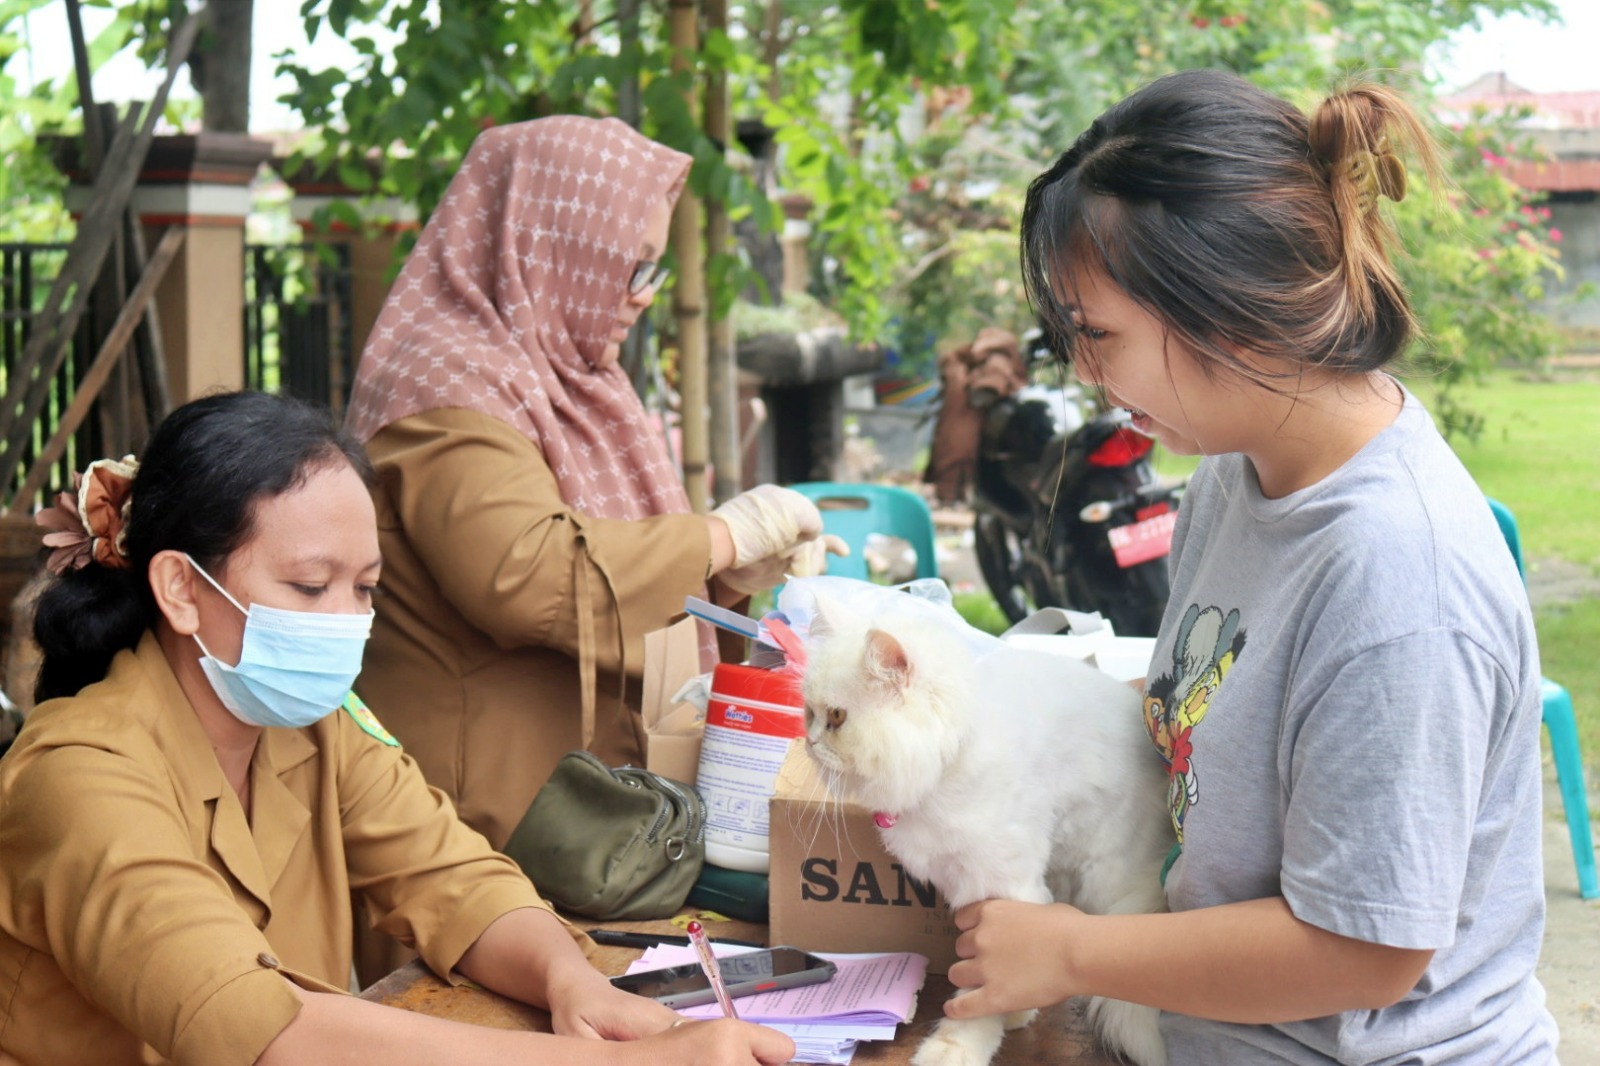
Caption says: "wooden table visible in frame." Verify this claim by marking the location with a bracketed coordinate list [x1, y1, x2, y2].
[359, 914, 1119, 1065]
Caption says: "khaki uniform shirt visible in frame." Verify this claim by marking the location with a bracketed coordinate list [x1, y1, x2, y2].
[0, 632, 564, 1066]
[359, 408, 713, 848]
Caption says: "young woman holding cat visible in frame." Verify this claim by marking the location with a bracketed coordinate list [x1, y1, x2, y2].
[945, 69, 1559, 1062]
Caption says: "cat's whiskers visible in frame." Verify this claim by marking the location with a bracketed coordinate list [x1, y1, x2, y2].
[789, 767, 837, 858]
[826, 771, 860, 862]
[817, 759, 876, 864]
[788, 758, 876, 865]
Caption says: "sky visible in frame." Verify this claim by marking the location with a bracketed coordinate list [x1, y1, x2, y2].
[8, 0, 1598, 133]
[10, 1, 385, 131]
[1426, 0, 1600, 95]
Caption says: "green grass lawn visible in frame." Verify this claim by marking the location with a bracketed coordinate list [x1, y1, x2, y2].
[952, 590, 1011, 636]
[1428, 371, 1600, 778]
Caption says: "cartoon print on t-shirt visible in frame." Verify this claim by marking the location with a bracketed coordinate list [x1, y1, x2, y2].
[1143, 603, 1245, 843]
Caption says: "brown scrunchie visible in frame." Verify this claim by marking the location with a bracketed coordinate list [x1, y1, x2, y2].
[35, 456, 139, 575]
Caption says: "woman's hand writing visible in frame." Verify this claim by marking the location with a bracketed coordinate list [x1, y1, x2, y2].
[615, 1017, 796, 1066]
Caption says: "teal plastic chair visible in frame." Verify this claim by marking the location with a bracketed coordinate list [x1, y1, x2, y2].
[1488, 497, 1598, 900]
[788, 482, 939, 583]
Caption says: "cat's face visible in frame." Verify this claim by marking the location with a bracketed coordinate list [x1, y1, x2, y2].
[800, 603, 973, 813]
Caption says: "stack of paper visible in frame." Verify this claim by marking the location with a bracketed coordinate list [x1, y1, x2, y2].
[626, 944, 928, 1065]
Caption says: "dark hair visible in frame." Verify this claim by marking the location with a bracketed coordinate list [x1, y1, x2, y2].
[32, 391, 374, 703]
[1021, 69, 1441, 387]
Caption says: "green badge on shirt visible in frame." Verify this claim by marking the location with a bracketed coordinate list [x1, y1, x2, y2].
[342, 691, 399, 747]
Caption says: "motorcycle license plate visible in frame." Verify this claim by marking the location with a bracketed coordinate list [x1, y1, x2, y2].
[1107, 510, 1177, 568]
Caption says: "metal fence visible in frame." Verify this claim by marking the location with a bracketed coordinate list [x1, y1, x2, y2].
[244, 242, 354, 414]
[0, 239, 357, 514]
[0, 242, 105, 512]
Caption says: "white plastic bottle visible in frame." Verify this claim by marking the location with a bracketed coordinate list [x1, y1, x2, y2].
[695, 662, 805, 873]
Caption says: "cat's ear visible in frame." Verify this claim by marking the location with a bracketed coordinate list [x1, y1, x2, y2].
[864, 628, 912, 688]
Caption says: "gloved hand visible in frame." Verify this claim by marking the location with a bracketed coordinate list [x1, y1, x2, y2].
[709, 485, 846, 595]
[711, 485, 825, 569]
[720, 533, 851, 595]
[784, 533, 850, 579]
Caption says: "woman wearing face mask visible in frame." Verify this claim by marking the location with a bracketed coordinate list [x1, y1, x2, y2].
[342, 115, 844, 858]
[0, 391, 795, 1066]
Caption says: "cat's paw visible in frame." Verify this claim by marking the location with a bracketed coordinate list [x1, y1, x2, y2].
[1002, 1007, 1037, 1032]
[911, 1015, 1006, 1066]
[1086, 996, 1167, 1066]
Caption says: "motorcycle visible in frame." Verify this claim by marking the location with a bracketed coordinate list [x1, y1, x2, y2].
[968, 332, 1182, 636]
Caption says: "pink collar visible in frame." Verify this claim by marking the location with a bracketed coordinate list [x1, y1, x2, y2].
[873, 811, 898, 829]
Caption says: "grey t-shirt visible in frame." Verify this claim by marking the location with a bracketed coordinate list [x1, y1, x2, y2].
[1149, 388, 1558, 1063]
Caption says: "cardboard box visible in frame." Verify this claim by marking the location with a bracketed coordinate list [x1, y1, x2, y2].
[767, 739, 960, 973]
[640, 616, 706, 785]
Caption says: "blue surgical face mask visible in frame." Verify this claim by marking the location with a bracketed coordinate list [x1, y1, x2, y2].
[185, 554, 373, 729]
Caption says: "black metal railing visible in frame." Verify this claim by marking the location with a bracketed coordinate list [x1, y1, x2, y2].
[0, 242, 105, 512]
[244, 242, 354, 414]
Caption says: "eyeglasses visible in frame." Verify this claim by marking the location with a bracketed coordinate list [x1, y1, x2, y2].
[629, 260, 671, 295]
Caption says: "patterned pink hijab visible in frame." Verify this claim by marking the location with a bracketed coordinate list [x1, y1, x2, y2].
[345, 115, 693, 520]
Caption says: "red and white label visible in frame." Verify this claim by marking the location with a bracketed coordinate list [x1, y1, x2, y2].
[706, 698, 808, 739]
[1107, 510, 1177, 568]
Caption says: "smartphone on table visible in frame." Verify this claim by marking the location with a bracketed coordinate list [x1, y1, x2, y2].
[608, 946, 837, 1008]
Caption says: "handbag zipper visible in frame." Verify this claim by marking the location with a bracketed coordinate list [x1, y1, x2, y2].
[563, 751, 675, 844]
[615, 765, 673, 844]
[614, 761, 704, 847]
[652, 775, 706, 845]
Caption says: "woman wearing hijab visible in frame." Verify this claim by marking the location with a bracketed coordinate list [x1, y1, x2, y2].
[343, 115, 840, 857]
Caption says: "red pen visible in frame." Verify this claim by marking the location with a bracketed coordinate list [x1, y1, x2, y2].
[685, 919, 739, 1020]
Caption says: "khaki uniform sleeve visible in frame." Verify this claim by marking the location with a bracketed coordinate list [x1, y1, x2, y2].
[0, 747, 303, 1066]
[372, 409, 711, 674]
[334, 706, 583, 977]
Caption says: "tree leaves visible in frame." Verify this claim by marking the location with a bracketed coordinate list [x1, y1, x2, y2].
[14, 0, 1565, 415]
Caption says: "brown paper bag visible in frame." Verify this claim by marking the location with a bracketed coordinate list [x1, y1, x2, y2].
[641, 615, 706, 784]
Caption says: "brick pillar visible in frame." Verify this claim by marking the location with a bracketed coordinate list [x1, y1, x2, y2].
[63, 133, 275, 403]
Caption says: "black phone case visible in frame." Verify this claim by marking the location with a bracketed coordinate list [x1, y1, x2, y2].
[610, 948, 837, 1008]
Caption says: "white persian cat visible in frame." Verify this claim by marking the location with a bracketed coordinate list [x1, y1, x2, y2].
[795, 585, 1172, 1066]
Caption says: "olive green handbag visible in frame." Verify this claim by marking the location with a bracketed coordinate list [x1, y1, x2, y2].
[504, 750, 707, 920]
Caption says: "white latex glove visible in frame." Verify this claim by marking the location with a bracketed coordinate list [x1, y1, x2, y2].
[719, 533, 851, 596]
[710, 485, 825, 568]
[785, 533, 850, 579]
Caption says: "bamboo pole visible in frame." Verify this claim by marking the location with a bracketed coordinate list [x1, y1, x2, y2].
[615, 0, 648, 395]
[705, 0, 739, 505]
[67, 1, 130, 454]
[70, 0, 169, 446]
[668, 0, 709, 513]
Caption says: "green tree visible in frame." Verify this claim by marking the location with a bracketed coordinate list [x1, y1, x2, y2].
[0, 0, 93, 242]
[262, 0, 1023, 336]
[29, 0, 1570, 431]
[1397, 106, 1569, 440]
[122, 0, 256, 132]
[881, 0, 1566, 411]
